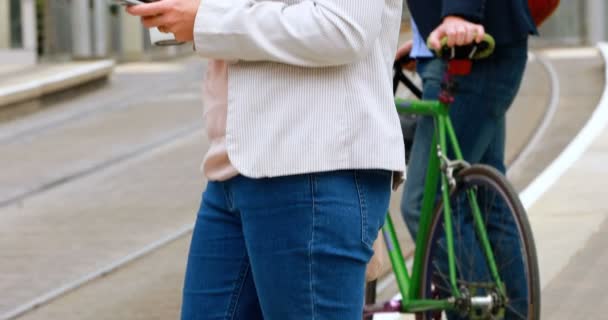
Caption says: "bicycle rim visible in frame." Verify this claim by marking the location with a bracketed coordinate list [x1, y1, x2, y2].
[419, 165, 540, 320]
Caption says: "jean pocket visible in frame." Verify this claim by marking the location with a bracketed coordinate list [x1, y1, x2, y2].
[354, 170, 392, 249]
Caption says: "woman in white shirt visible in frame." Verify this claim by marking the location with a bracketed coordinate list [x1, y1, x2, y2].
[127, 0, 405, 318]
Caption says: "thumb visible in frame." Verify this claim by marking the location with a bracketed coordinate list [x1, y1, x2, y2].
[474, 25, 486, 43]
[396, 41, 413, 60]
[428, 27, 444, 51]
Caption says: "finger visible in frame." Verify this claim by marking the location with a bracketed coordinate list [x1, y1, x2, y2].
[174, 31, 191, 43]
[126, 1, 169, 17]
[428, 29, 442, 50]
[402, 40, 413, 52]
[396, 41, 413, 60]
[446, 27, 457, 47]
[455, 26, 466, 46]
[165, 23, 179, 34]
[174, 34, 185, 42]
[396, 48, 410, 60]
[475, 25, 486, 43]
[141, 15, 168, 28]
[464, 27, 476, 45]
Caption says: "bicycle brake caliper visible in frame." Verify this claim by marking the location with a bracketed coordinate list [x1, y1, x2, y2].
[437, 145, 470, 189]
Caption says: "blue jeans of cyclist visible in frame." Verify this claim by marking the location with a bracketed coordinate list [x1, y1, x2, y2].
[181, 170, 391, 320]
[400, 39, 529, 318]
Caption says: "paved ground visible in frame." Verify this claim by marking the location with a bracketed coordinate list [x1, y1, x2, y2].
[508, 49, 606, 191]
[0, 61, 114, 107]
[0, 58, 208, 318]
[18, 238, 190, 320]
[542, 218, 608, 319]
[521, 48, 606, 288]
[524, 47, 608, 319]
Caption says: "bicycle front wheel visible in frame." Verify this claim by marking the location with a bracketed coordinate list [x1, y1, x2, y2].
[419, 165, 540, 320]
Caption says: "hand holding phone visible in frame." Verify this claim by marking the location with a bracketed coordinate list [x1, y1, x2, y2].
[124, 0, 199, 44]
[109, 0, 158, 6]
[110, 0, 185, 46]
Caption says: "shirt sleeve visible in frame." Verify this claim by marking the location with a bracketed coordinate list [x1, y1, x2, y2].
[192, 0, 385, 67]
[410, 18, 434, 59]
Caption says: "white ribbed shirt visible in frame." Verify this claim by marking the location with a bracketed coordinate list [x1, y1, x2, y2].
[194, 0, 406, 178]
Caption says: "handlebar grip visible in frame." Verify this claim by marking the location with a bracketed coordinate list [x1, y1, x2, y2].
[430, 34, 495, 60]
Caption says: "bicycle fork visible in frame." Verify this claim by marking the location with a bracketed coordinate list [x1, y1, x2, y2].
[435, 62, 509, 315]
[437, 114, 508, 317]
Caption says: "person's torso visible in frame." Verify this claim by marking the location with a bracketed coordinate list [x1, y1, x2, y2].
[223, 0, 406, 178]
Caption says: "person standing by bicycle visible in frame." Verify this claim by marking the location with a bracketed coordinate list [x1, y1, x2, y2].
[126, 0, 406, 318]
[398, 1, 537, 319]
[400, 0, 537, 239]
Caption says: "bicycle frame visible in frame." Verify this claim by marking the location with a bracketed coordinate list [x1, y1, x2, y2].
[377, 97, 506, 314]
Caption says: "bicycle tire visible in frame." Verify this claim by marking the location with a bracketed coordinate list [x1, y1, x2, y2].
[418, 165, 540, 320]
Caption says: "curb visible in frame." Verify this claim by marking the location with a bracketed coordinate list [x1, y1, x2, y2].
[0, 60, 115, 108]
[520, 43, 608, 209]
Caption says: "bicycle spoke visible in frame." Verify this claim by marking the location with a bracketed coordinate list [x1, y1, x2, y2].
[462, 193, 478, 283]
[485, 188, 513, 269]
[430, 277, 452, 294]
[432, 261, 452, 293]
[505, 304, 528, 319]
[455, 198, 464, 271]
[453, 199, 468, 281]
[496, 254, 518, 271]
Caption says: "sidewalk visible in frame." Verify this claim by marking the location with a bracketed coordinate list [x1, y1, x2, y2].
[0, 57, 206, 318]
[0, 60, 114, 108]
[522, 44, 608, 318]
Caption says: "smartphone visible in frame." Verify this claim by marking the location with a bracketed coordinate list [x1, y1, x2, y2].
[109, 0, 159, 6]
[109, 0, 184, 46]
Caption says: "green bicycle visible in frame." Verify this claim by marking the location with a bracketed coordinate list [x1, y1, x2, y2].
[364, 36, 540, 320]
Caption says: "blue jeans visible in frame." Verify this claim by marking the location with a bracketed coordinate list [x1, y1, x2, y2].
[400, 40, 529, 318]
[181, 170, 392, 320]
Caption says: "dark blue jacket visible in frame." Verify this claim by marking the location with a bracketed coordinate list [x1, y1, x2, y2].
[407, 0, 537, 45]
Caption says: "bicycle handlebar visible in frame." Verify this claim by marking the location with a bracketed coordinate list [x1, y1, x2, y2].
[392, 34, 495, 97]
[430, 34, 495, 60]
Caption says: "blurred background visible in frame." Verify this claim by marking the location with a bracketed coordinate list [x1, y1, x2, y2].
[0, 1, 607, 320]
[1, 0, 607, 67]
[1, 0, 193, 66]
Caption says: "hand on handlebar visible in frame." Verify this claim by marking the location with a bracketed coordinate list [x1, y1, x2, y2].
[395, 40, 416, 72]
[428, 16, 485, 50]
